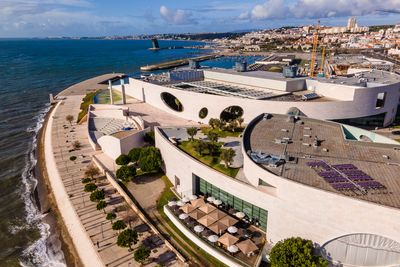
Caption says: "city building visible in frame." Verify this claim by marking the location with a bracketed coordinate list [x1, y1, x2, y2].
[116, 66, 400, 128]
[155, 113, 400, 266]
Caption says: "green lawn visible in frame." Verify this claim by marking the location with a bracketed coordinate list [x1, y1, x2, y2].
[178, 140, 239, 178]
[156, 176, 227, 267]
[77, 91, 97, 122]
[201, 127, 243, 138]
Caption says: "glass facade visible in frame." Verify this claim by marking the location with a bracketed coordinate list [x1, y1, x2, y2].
[333, 112, 386, 128]
[195, 175, 268, 230]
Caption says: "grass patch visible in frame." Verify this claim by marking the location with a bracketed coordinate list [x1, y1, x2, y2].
[77, 91, 97, 122]
[201, 127, 243, 138]
[178, 141, 239, 178]
[156, 176, 227, 267]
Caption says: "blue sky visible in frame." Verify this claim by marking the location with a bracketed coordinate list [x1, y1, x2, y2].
[0, 0, 400, 37]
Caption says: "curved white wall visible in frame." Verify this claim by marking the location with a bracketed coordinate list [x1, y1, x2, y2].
[120, 77, 400, 127]
[155, 127, 400, 248]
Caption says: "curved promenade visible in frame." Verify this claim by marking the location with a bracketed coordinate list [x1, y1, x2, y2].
[43, 74, 184, 267]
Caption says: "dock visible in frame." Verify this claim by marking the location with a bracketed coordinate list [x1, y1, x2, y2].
[140, 54, 222, 71]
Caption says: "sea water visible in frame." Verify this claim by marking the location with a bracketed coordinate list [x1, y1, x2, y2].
[0, 39, 209, 266]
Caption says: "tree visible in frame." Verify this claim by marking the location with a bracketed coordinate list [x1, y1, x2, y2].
[90, 189, 105, 202]
[84, 183, 97, 192]
[269, 237, 328, 267]
[116, 154, 131, 165]
[84, 164, 100, 181]
[117, 229, 138, 251]
[220, 148, 236, 167]
[207, 132, 219, 143]
[116, 165, 136, 182]
[96, 200, 108, 213]
[207, 142, 220, 156]
[134, 245, 151, 265]
[209, 118, 222, 129]
[128, 147, 142, 163]
[138, 147, 162, 172]
[144, 131, 155, 145]
[112, 220, 127, 233]
[193, 140, 207, 156]
[72, 140, 81, 150]
[106, 212, 117, 224]
[186, 127, 198, 141]
[66, 115, 74, 125]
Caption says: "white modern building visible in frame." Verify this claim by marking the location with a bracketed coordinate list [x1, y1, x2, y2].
[155, 114, 400, 267]
[115, 67, 400, 128]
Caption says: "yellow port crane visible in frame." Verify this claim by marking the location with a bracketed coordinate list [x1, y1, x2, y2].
[309, 20, 320, 77]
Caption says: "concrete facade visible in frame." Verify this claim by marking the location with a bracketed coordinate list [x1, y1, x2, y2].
[115, 70, 400, 127]
[154, 126, 400, 251]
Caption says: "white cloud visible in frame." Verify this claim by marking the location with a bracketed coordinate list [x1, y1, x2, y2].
[242, 0, 400, 20]
[159, 5, 197, 25]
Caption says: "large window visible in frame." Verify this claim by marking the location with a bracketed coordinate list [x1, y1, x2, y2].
[376, 92, 387, 109]
[333, 112, 386, 128]
[160, 92, 184, 112]
[195, 175, 268, 230]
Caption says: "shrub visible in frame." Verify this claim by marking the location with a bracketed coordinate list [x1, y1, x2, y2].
[269, 237, 328, 267]
[117, 229, 138, 250]
[69, 156, 77, 161]
[116, 165, 136, 182]
[128, 148, 142, 163]
[90, 189, 105, 202]
[84, 183, 97, 192]
[134, 245, 151, 264]
[138, 147, 162, 172]
[116, 154, 131, 165]
[144, 131, 155, 145]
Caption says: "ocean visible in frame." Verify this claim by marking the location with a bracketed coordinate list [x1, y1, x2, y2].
[0, 39, 261, 266]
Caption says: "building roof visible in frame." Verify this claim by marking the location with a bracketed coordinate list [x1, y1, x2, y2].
[246, 114, 400, 209]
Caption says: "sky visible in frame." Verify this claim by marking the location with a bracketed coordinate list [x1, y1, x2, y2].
[1, 0, 400, 37]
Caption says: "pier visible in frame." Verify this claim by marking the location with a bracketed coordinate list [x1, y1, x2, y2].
[140, 54, 222, 71]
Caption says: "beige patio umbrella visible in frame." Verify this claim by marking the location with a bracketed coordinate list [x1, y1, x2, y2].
[180, 203, 196, 214]
[191, 198, 206, 208]
[236, 239, 258, 256]
[189, 209, 206, 220]
[218, 232, 239, 247]
[208, 209, 227, 220]
[197, 215, 217, 227]
[208, 221, 228, 235]
[219, 216, 238, 227]
[198, 203, 216, 214]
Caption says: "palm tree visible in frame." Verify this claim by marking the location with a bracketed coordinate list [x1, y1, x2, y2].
[66, 115, 74, 125]
[186, 127, 198, 141]
[220, 148, 236, 167]
[85, 164, 100, 182]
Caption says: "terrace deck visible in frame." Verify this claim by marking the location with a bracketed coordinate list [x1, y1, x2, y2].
[249, 115, 400, 209]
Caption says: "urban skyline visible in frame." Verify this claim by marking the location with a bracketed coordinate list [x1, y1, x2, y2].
[1, 0, 400, 38]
